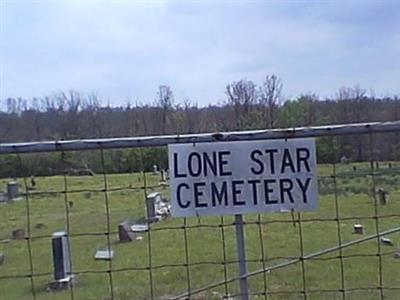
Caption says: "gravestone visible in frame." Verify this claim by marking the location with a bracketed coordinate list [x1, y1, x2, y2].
[7, 182, 19, 201]
[159, 170, 168, 189]
[35, 223, 46, 229]
[0, 252, 4, 265]
[394, 249, 400, 259]
[340, 155, 349, 164]
[118, 221, 136, 242]
[95, 249, 114, 260]
[146, 192, 171, 221]
[353, 224, 364, 234]
[146, 192, 161, 221]
[153, 165, 159, 175]
[30, 176, 36, 187]
[12, 228, 25, 240]
[131, 223, 149, 233]
[380, 237, 393, 246]
[52, 231, 72, 281]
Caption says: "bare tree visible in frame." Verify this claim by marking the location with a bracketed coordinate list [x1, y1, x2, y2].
[83, 92, 101, 111]
[298, 93, 318, 125]
[182, 99, 200, 133]
[259, 74, 283, 129]
[226, 79, 257, 130]
[6, 98, 17, 114]
[337, 85, 367, 121]
[65, 90, 82, 113]
[336, 85, 368, 160]
[156, 85, 174, 134]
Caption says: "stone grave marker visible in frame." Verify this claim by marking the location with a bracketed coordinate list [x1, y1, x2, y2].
[12, 228, 25, 240]
[353, 224, 364, 234]
[394, 249, 400, 259]
[52, 231, 72, 281]
[153, 165, 159, 175]
[131, 223, 149, 233]
[7, 181, 19, 201]
[118, 221, 136, 242]
[381, 237, 393, 246]
[146, 192, 160, 221]
[95, 249, 114, 260]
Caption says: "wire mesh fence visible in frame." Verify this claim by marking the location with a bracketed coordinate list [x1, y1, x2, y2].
[0, 122, 400, 300]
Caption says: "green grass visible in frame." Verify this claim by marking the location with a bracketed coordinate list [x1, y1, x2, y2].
[0, 162, 400, 299]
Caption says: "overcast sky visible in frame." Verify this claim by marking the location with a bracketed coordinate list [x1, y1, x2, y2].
[1, 1, 399, 106]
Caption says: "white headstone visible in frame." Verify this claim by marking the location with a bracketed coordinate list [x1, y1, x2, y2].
[95, 249, 114, 260]
[153, 165, 159, 175]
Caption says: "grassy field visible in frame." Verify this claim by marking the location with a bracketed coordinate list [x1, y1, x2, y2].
[0, 161, 400, 300]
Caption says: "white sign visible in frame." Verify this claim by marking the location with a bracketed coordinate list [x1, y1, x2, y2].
[168, 138, 318, 217]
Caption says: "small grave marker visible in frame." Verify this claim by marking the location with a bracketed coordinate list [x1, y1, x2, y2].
[353, 224, 364, 234]
[380, 237, 393, 246]
[146, 192, 171, 221]
[30, 176, 36, 187]
[35, 223, 46, 229]
[153, 165, 159, 175]
[394, 249, 400, 259]
[12, 229, 25, 240]
[146, 192, 160, 221]
[7, 181, 19, 201]
[95, 249, 114, 260]
[0, 252, 4, 265]
[340, 155, 349, 164]
[118, 221, 136, 242]
[131, 224, 149, 232]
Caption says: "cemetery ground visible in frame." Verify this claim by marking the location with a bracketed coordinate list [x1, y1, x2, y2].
[0, 162, 400, 300]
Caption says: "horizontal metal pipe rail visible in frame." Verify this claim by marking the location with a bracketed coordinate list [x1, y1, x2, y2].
[1, 121, 400, 154]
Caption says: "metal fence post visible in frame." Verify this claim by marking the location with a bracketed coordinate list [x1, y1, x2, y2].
[235, 214, 249, 300]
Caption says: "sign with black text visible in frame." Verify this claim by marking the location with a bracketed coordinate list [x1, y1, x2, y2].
[168, 139, 318, 217]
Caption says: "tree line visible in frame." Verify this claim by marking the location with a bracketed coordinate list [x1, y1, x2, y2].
[1, 76, 399, 177]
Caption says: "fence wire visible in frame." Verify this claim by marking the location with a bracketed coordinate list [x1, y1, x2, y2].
[0, 122, 400, 300]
